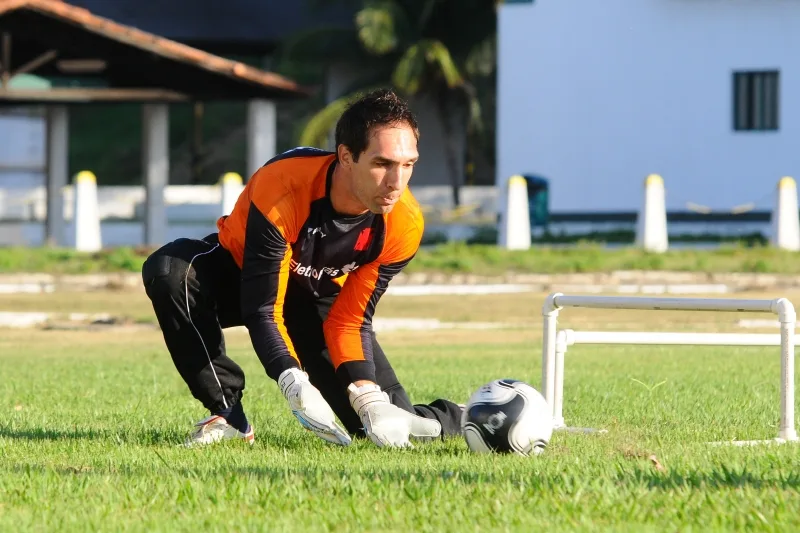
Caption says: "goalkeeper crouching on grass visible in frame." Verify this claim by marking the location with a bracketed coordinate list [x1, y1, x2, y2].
[141, 88, 463, 449]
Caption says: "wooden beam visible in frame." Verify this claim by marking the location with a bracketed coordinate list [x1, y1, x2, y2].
[1, 32, 10, 87]
[0, 88, 189, 103]
[56, 58, 106, 74]
[0, 163, 46, 172]
[11, 50, 58, 77]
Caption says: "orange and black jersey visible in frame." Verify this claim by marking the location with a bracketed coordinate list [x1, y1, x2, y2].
[217, 148, 423, 386]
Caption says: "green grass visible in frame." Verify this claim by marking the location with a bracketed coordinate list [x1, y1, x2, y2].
[1, 315, 799, 531]
[2, 241, 800, 276]
[0, 246, 149, 274]
[406, 242, 800, 275]
[446, 226, 770, 247]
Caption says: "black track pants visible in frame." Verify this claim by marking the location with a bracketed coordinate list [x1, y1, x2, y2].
[141, 234, 464, 438]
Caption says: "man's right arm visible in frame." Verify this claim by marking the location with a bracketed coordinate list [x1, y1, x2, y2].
[240, 201, 301, 380]
[239, 194, 351, 446]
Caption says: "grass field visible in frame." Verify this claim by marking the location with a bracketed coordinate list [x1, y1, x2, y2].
[1, 288, 799, 532]
[4, 242, 800, 275]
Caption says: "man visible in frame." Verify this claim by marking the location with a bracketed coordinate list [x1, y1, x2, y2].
[142, 88, 463, 449]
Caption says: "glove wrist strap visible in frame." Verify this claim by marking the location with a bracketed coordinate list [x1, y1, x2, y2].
[347, 383, 387, 418]
[278, 368, 308, 398]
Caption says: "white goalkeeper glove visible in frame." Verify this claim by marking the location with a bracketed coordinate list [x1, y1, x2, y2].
[347, 383, 442, 448]
[279, 368, 351, 446]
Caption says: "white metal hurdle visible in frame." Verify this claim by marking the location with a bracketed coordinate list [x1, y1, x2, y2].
[541, 293, 798, 444]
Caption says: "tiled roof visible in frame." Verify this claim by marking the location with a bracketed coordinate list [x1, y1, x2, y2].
[0, 0, 308, 97]
[63, 0, 356, 50]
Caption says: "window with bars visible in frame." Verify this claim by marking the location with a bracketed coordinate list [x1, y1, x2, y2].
[733, 71, 780, 131]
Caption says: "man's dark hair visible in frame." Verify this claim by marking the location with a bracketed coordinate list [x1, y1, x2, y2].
[334, 88, 419, 162]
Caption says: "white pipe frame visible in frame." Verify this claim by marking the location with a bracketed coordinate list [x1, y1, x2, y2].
[542, 293, 797, 442]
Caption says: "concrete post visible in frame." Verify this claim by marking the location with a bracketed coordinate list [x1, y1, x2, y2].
[500, 175, 531, 250]
[635, 174, 669, 253]
[246, 99, 276, 179]
[220, 172, 244, 217]
[72, 170, 102, 252]
[142, 104, 169, 247]
[45, 105, 68, 246]
[771, 176, 800, 251]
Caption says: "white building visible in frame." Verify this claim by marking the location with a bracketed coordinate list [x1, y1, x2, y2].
[497, 0, 798, 216]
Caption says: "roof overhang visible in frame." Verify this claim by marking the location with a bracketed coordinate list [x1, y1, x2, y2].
[0, 0, 312, 104]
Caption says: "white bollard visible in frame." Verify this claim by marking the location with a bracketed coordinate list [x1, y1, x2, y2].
[220, 172, 244, 217]
[635, 174, 668, 253]
[771, 176, 800, 251]
[501, 175, 531, 250]
[72, 170, 102, 252]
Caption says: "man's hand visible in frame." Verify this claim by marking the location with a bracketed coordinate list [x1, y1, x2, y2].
[279, 368, 351, 446]
[347, 382, 442, 448]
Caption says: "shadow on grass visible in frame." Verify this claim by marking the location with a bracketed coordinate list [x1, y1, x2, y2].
[4, 458, 799, 493]
[623, 464, 800, 491]
[217, 464, 800, 492]
[0, 422, 410, 450]
[0, 425, 181, 445]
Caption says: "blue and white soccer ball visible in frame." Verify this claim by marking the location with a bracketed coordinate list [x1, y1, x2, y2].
[461, 379, 554, 456]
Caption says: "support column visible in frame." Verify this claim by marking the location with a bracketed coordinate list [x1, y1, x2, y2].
[246, 99, 276, 179]
[45, 105, 68, 246]
[142, 104, 169, 247]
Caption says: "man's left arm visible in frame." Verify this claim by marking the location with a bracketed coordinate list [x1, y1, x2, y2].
[323, 227, 442, 448]
[322, 257, 411, 387]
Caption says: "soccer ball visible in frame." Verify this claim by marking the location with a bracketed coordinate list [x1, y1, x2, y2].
[461, 379, 554, 456]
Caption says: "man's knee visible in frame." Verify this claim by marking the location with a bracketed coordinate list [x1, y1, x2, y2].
[142, 244, 186, 303]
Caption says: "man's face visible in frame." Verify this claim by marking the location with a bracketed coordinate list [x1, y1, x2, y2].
[342, 122, 419, 215]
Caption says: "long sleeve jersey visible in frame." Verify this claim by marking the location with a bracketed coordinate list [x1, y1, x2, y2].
[216, 147, 423, 386]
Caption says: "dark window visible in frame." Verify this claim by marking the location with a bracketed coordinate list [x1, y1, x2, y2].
[733, 71, 780, 131]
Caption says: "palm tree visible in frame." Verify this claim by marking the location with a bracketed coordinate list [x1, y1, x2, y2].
[275, 0, 499, 207]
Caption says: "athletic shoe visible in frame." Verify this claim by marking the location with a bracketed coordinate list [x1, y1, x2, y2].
[184, 415, 255, 448]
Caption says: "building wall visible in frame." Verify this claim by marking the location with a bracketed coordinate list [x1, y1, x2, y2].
[497, 0, 799, 212]
[0, 112, 46, 195]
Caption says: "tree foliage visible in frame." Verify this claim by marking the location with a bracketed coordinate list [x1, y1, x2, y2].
[275, 0, 499, 205]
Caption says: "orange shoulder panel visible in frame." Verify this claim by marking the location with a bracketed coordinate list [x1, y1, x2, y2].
[217, 154, 333, 266]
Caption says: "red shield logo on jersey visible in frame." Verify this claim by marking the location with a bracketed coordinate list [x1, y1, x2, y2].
[354, 228, 373, 251]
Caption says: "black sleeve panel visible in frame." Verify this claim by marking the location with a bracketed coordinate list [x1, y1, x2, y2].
[241, 203, 300, 381]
